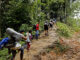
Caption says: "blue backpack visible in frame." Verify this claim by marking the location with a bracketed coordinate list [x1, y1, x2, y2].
[0, 37, 9, 49]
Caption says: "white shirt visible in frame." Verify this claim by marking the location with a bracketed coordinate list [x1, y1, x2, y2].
[26, 32, 31, 42]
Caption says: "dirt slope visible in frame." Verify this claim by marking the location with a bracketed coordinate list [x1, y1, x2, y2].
[15, 28, 80, 60]
[15, 27, 58, 60]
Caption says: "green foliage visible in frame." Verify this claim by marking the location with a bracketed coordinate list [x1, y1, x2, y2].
[20, 24, 28, 32]
[46, 40, 69, 54]
[48, 0, 65, 18]
[46, 48, 53, 53]
[32, 31, 36, 35]
[0, 48, 11, 60]
[67, 18, 80, 32]
[71, 1, 80, 12]
[20, 41, 25, 45]
[56, 22, 72, 37]
[0, 38, 2, 41]
[5, 0, 31, 30]
[19, 24, 33, 32]
[1, 0, 71, 37]
[39, 12, 46, 31]
[0, 38, 3, 41]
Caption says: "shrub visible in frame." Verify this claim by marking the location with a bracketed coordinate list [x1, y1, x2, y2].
[0, 38, 3, 41]
[19, 24, 32, 32]
[54, 40, 69, 54]
[66, 18, 80, 32]
[0, 48, 11, 60]
[56, 22, 72, 37]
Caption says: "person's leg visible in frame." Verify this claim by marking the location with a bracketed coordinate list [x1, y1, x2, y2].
[11, 50, 16, 60]
[35, 30, 37, 39]
[45, 30, 47, 36]
[20, 48, 24, 60]
[44, 30, 46, 35]
[27, 42, 30, 51]
[47, 30, 48, 36]
[37, 30, 39, 39]
[36, 30, 39, 40]
[8, 48, 11, 54]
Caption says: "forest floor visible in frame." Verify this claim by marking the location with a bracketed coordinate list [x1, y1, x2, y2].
[15, 26, 80, 60]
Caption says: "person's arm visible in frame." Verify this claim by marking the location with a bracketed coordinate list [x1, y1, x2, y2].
[22, 36, 27, 40]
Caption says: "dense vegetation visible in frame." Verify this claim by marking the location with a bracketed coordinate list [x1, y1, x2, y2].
[0, 0, 73, 37]
[56, 1, 80, 37]
[0, 0, 78, 60]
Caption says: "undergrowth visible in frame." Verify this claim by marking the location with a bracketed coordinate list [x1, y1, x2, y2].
[66, 18, 80, 32]
[56, 18, 80, 38]
[53, 40, 69, 54]
[56, 22, 72, 37]
[0, 48, 12, 60]
[46, 40, 70, 54]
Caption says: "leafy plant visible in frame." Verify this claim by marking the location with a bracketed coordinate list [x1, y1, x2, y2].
[0, 38, 3, 41]
[56, 22, 72, 37]
[0, 48, 11, 60]
[19, 24, 32, 32]
[66, 18, 80, 32]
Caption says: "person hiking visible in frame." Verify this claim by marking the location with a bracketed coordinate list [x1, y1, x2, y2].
[44, 21, 49, 36]
[6, 28, 27, 60]
[35, 21, 40, 40]
[53, 18, 56, 25]
[26, 30, 32, 51]
[49, 20, 53, 30]
[29, 30, 33, 40]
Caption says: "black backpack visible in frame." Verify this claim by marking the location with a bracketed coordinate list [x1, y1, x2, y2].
[33, 25, 36, 31]
[5, 36, 16, 48]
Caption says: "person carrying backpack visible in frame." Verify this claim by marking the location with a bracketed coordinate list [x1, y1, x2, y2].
[6, 28, 27, 60]
[44, 21, 49, 36]
[49, 20, 53, 30]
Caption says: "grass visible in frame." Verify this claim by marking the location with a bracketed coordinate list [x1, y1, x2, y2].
[56, 22, 72, 37]
[46, 40, 70, 54]
[53, 40, 69, 54]
[0, 48, 12, 60]
[56, 18, 80, 38]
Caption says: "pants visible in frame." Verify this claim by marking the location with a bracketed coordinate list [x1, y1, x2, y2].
[11, 48, 24, 60]
[35, 30, 39, 40]
[27, 42, 30, 51]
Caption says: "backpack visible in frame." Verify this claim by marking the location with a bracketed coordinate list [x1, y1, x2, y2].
[6, 36, 16, 48]
[33, 25, 36, 30]
[0, 37, 9, 49]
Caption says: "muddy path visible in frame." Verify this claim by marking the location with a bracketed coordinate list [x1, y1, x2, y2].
[15, 27, 58, 60]
[15, 27, 80, 60]
[37, 32, 80, 60]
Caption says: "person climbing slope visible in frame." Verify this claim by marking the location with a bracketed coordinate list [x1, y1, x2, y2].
[26, 30, 32, 51]
[35, 21, 40, 40]
[49, 20, 53, 30]
[44, 21, 49, 36]
[6, 28, 27, 60]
